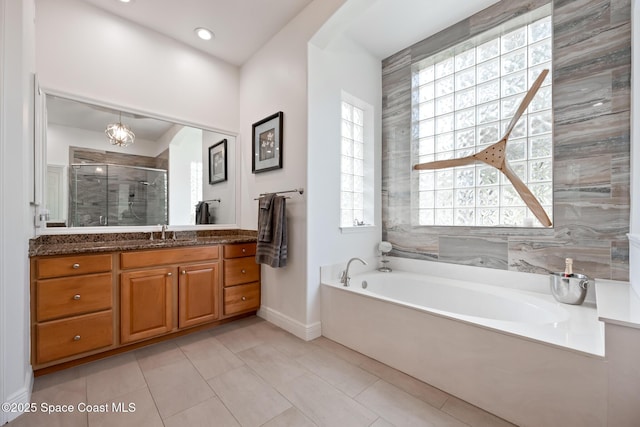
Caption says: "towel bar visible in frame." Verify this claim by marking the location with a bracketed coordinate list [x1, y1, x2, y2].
[254, 188, 304, 200]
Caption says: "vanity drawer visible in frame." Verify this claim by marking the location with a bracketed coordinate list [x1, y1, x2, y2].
[36, 273, 113, 322]
[223, 282, 260, 315]
[36, 254, 112, 279]
[223, 258, 260, 286]
[223, 243, 256, 259]
[120, 246, 219, 269]
[36, 310, 113, 364]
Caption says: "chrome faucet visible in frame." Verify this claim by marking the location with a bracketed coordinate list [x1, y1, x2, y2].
[340, 257, 367, 286]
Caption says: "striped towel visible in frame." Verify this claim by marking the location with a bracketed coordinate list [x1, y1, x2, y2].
[256, 195, 287, 268]
[257, 193, 275, 242]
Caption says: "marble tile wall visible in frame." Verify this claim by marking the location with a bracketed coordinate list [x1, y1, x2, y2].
[382, 0, 631, 280]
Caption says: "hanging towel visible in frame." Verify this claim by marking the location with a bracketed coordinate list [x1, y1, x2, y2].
[257, 193, 276, 242]
[195, 202, 210, 224]
[256, 195, 287, 268]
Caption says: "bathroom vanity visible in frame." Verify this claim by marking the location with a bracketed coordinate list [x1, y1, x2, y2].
[29, 230, 259, 373]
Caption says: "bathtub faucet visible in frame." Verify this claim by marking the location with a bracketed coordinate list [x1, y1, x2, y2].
[340, 257, 368, 287]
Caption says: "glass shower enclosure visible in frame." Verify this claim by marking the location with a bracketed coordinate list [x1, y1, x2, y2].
[69, 164, 168, 227]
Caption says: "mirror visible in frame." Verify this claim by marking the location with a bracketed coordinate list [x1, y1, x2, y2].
[42, 93, 236, 229]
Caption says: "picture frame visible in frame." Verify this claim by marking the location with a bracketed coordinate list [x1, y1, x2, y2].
[252, 111, 283, 173]
[208, 139, 227, 184]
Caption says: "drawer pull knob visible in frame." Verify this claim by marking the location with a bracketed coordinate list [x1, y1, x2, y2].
[241, 269, 246, 274]
[73, 335, 81, 341]
[181, 270, 186, 275]
[242, 248, 246, 253]
[167, 272, 172, 277]
[72, 263, 80, 269]
[241, 296, 247, 301]
[73, 294, 81, 300]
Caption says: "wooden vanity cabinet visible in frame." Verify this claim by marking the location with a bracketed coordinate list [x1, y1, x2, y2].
[31, 241, 258, 372]
[223, 243, 260, 316]
[119, 246, 220, 344]
[32, 253, 114, 365]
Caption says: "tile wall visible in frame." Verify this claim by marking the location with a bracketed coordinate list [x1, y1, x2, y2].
[382, 0, 631, 280]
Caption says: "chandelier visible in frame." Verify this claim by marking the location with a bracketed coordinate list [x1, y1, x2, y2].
[105, 112, 135, 147]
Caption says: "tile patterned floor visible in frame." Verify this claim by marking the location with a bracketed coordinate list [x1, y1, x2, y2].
[8, 317, 515, 427]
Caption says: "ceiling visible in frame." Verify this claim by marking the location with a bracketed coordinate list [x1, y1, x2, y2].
[47, 95, 176, 141]
[80, 0, 314, 66]
[345, 0, 501, 60]
[79, 0, 501, 66]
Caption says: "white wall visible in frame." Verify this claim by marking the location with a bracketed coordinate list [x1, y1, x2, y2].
[202, 132, 237, 224]
[169, 127, 203, 225]
[35, 0, 239, 135]
[239, 0, 346, 338]
[631, 0, 639, 296]
[0, 0, 36, 423]
[307, 33, 382, 323]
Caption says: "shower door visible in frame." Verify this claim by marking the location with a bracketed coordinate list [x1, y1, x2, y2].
[70, 164, 108, 226]
[69, 164, 167, 227]
[109, 165, 167, 226]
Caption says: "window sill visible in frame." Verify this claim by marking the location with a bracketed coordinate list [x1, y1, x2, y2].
[340, 225, 376, 234]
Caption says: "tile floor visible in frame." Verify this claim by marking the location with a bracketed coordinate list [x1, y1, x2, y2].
[8, 316, 515, 427]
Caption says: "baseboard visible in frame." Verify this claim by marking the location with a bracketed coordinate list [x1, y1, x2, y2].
[257, 306, 322, 341]
[1, 370, 33, 424]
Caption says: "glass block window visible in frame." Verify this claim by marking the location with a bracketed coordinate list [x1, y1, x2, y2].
[341, 95, 373, 228]
[413, 14, 553, 227]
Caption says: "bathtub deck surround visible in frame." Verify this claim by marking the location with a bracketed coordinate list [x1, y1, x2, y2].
[322, 255, 598, 304]
[595, 280, 640, 425]
[322, 256, 604, 356]
[320, 257, 610, 426]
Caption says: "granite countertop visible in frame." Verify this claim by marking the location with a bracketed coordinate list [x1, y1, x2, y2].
[29, 229, 257, 257]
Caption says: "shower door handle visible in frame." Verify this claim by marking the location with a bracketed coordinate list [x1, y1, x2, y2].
[99, 215, 108, 226]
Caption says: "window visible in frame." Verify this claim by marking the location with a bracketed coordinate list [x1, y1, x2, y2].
[189, 161, 202, 224]
[340, 93, 373, 228]
[413, 12, 553, 227]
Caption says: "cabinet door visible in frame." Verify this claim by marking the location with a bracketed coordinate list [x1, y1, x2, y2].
[121, 267, 173, 344]
[178, 262, 219, 328]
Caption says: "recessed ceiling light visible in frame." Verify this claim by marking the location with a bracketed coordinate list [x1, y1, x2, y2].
[119, 0, 132, 3]
[195, 27, 214, 41]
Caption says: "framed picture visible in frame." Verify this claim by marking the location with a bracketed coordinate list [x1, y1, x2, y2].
[252, 111, 283, 173]
[208, 139, 227, 184]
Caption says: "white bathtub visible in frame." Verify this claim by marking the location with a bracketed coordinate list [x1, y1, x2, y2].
[321, 264, 607, 427]
[350, 271, 570, 324]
